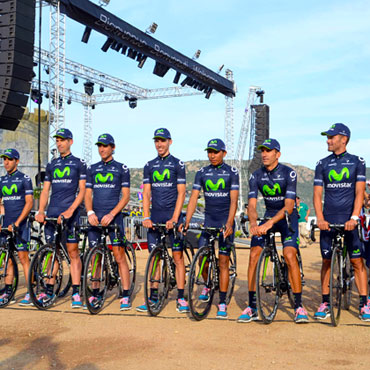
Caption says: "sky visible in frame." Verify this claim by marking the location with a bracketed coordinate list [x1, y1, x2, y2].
[31, 0, 370, 169]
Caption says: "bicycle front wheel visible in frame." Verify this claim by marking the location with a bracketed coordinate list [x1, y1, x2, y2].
[144, 245, 170, 316]
[28, 244, 64, 310]
[188, 246, 215, 321]
[83, 245, 110, 315]
[256, 248, 280, 324]
[329, 246, 343, 327]
[0, 248, 18, 308]
[342, 253, 353, 310]
[125, 242, 136, 298]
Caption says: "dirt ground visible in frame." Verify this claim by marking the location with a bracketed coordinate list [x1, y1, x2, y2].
[1, 241, 369, 370]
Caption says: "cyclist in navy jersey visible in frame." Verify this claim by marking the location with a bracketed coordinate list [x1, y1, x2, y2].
[136, 128, 188, 313]
[0, 149, 33, 306]
[184, 138, 239, 319]
[85, 133, 131, 311]
[313, 123, 370, 321]
[237, 139, 309, 323]
[35, 129, 86, 308]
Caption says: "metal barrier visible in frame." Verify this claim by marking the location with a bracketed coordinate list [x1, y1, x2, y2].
[124, 216, 148, 250]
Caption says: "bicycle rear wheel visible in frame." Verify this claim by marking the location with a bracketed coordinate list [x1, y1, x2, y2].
[28, 244, 65, 310]
[144, 245, 170, 316]
[226, 244, 237, 305]
[330, 247, 343, 326]
[125, 242, 136, 297]
[83, 245, 110, 315]
[188, 246, 215, 321]
[342, 253, 354, 310]
[0, 248, 18, 308]
[256, 248, 280, 324]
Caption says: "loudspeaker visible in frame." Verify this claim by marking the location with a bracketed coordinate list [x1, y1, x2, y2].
[0, 0, 35, 131]
[249, 104, 270, 174]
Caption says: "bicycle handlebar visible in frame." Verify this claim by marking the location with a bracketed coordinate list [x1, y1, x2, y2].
[310, 220, 364, 243]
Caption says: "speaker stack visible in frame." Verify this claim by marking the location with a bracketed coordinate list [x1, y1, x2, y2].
[0, 0, 35, 131]
[249, 104, 270, 174]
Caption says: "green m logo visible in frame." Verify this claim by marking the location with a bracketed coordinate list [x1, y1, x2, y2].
[262, 183, 281, 196]
[53, 167, 70, 179]
[205, 178, 225, 191]
[156, 129, 164, 134]
[328, 167, 349, 182]
[153, 169, 170, 182]
[2, 184, 18, 196]
[210, 140, 218, 144]
[95, 173, 113, 183]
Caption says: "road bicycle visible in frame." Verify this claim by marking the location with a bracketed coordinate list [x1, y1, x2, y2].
[83, 223, 136, 314]
[256, 212, 305, 324]
[187, 225, 237, 321]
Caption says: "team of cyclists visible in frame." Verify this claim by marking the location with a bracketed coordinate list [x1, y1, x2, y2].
[1, 123, 369, 322]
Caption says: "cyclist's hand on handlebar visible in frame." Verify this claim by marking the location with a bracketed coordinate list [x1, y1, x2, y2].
[178, 223, 185, 233]
[166, 218, 177, 229]
[250, 223, 259, 236]
[143, 219, 153, 229]
[101, 213, 114, 226]
[257, 219, 274, 236]
[223, 222, 233, 238]
[345, 218, 357, 231]
[88, 213, 99, 226]
[317, 219, 330, 231]
[35, 212, 45, 224]
[60, 208, 74, 221]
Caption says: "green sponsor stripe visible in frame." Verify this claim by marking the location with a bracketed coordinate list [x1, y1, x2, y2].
[152, 254, 159, 279]
[92, 254, 101, 276]
[263, 256, 270, 281]
[42, 252, 53, 274]
[198, 256, 208, 279]
[0, 252, 6, 268]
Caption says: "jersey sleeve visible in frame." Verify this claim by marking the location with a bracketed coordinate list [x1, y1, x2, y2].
[143, 162, 150, 185]
[230, 167, 239, 191]
[356, 156, 366, 182]
[121, 164, 130, 188]
[285, 169, 297, 200]
[44, 162, 52, 182]
[248, 172, 258, 199]
[192, 169, 203, 191]
[79, 159, 87, 180]
[176, 160, 186, 185]
[314, 160, 324, 187]
[23, 175, 33, 196]
[86, 166, 93, 189]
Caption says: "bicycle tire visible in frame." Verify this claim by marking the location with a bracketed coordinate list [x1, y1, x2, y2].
[188, 246, 215, 321]
[83, 244, 110, 315]
[0, 248, 18, 308]
[329, 246, 343, 326]
[28, 244, 65, 310]
[256, 248, 280, 324]
[125, 242, 137, 298]
[226, 244, 237, 305]
[144, 245, 170, 316]
[342, 253, 353, 310]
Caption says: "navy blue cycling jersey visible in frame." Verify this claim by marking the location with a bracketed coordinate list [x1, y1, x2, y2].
[143, 154, 186, 212]
[44, 153, 86, 212]
[314, 151, 366, 217]
[0, 170, 33, 226]
[249, 163, 297, 216]
[193, 162, 239, 227]
[86, 159, 130, 213]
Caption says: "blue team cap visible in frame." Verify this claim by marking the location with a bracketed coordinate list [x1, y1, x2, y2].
[53, 128, 73, 139]
[321, 123, 351, 138]
[95, 133, 115, 146]
[257, 138, 280, 152]
[153, 128, 171, 140]
[205, 138, 226, 152]
[0, 148, 20, 160]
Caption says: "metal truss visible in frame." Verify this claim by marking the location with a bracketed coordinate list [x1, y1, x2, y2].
[224, 69, 235, 162]
[83, 104, 92, 165]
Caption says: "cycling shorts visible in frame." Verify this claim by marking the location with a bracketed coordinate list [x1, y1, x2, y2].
[198, 228, 235, 257]
[0, 219, 30, 251]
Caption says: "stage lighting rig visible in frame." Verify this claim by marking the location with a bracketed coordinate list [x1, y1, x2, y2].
[128, 97, 137, 109]
[98, 0, 110, 6]
[31, 89, 43, 105]
[81, 26, 92, 43]
[84, 81, 94, 96]
[73, 76, 79, 84]
[193, 50, 201, 60]
[256, 90, 265, 103]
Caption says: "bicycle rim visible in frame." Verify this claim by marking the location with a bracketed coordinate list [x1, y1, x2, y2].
[0, 248, 18, 308]
[27, 245, 62, 310]
[256, 248, 280, 324]
[226, 245, 237, 305]
[188, 246, 215, 321]
[144, 246, 170, 316]
[329, 247, 343, 327]
[83, 245, 110, 315]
